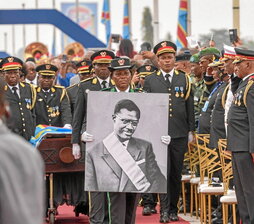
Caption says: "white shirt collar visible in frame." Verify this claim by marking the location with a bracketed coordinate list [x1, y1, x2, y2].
[115, 86, 130, 92]
[97, 76, 110, 85]
[242, 73, 253, 81]
[25, 76, 37, 85]
[7, 83, 19, 90]
[160, 68, 174, 78]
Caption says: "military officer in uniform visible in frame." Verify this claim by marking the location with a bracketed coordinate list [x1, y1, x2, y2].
[66, 60, 93, 116]
[227, 48, 254, 224]
[34, 64, 72, 128]
[135, 64, 158, 89]
[207, 60, 229, 149]
[71, 50, 115, 224]
[2, 56, 36, 141]
[82, 57, 170, 224]
[174, 51, 192, 77]
[189, 53, 207, 129]
[143, 41, 195, 223]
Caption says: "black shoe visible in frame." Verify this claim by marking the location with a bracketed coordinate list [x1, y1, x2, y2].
[142, 206, 152, 216]
[160, 211, 170, 223]
[151, 207, 157, 214]
[169, 213, 179, 221]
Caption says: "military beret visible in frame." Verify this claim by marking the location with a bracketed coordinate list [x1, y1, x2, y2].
[76, 60, 92, 74]
[189, 53, 199, 63]
[90, 50, 115, 64]
[137, 64, 158, 77]
[1, 56, 23, 71]
[108, 57, 133, 71]
[153, 41, 177, 56]
[176, 52, 192, 62]
[36, 64, 58, 76]
[233, 48, 254, 64]
[198, 47, 221, 59]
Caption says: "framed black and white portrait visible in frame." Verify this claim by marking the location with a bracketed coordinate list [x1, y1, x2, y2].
[85, 91, 169, 193]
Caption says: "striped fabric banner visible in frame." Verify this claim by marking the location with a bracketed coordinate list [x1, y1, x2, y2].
[101, 0, 111, 43]
[176, 0, 188, 49]
[122, 0, 130, 39]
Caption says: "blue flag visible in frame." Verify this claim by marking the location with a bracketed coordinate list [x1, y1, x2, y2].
[122, 0, 130, 39]
[101, 0, 111, 44]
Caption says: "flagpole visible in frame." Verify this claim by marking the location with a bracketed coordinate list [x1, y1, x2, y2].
[52, 0, 56, 56]
[12, 25, 15, 55]
[35, 0, 39, 42]
[153, 0, 159, 45]
[4, 32, 7, 53]
[128, 0, 132, 40]
[187, 0, 191, 36]
[22, 3, 26, 48]
[232, 0, 240, 33]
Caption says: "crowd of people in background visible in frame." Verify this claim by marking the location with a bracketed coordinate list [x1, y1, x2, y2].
[1, 34, 254, 224]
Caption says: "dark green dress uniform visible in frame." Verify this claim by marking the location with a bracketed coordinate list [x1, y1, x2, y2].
[228, 76, 254, 223]
[198, 80, 223, 134]
[71, 77, 115, 144]
[71, 50, 115, 224]
[35, 86, 71, 127]
[227, 48, 254, 224]
[143, 69, 194, 214]
[209, 83, 229, 148]
[4, 82, 36, 141]
[66, 83, 79, 116]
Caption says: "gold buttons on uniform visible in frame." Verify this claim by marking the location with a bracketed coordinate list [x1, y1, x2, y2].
[170, 114, 173, 117]
[23, 124, 25, 127]
[170, 109, 172, 111]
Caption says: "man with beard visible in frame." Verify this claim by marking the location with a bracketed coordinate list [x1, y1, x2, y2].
[71, 50, 115, 224]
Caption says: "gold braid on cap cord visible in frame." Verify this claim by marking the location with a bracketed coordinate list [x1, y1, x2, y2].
[243, 80, 254, 107]
[221, 84, 230, 109]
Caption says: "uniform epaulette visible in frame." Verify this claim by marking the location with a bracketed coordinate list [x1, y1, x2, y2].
[80, 77, 93, 83]
[175, 69, 185, 75]
[20, 81, 27, 87]
[204, 79, 217, 85]
[243, 79, 254, 107]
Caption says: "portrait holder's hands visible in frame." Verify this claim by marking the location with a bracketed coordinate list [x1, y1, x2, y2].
[188, 131, 195, 143]
[63, 124, 72, 129]
[81, 131, 94, 142]
[72, 143, 81, 160]
[161, 135, 171, 145]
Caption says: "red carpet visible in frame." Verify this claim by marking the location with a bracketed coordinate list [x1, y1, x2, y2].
[44, 204, 190, 223]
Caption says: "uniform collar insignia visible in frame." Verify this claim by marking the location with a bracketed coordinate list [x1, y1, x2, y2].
[51, 87, 55, 92]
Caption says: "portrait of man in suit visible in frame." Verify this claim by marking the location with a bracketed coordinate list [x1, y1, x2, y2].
[85, 98, 167, 193]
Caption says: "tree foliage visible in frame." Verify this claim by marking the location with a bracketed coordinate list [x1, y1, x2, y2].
[141, 7, 154, 45]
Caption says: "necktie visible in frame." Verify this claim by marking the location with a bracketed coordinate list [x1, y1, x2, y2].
[101, 80, 107, 89]
[165, 74, 171, 86]
[12, 87, 19, 100]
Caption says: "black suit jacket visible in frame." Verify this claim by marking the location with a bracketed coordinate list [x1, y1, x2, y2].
[71, 77, 115, 144]
[34, 86, 71, 127]
[85, 136, 167, 193]
[4, 82, 36, 140]
[227, 77, 254, 152]
[143, 70, 195, 138]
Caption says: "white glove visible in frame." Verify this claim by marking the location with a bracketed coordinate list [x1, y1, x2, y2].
[161, 135, 171, 145]
[63, 124, 72, 129]
[72, 143, 81, 159]
[81, 131, 94, 142]
[188, 131, 194, 143]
